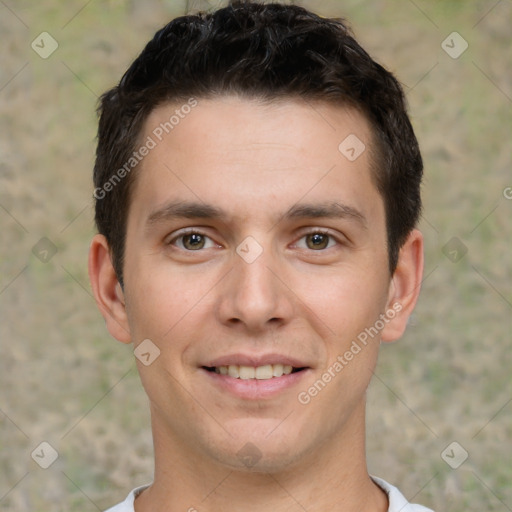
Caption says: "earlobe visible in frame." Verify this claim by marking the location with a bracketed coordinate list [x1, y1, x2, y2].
[381, 229, 424, 343]
[88, 234, 131, 344]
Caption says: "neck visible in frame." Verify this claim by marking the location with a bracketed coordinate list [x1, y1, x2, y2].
[135, 401, 388, 512]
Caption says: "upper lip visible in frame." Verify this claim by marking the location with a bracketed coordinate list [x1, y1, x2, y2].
[204, 353, 310, 368]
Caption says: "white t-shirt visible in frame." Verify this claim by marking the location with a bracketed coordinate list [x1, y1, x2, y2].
[104, 476, 434, 511]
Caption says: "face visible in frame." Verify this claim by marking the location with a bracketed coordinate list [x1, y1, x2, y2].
[99, 97, 413, 472]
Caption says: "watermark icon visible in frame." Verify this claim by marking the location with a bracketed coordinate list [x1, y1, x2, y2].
[503, 187, 512, 200]
[236, 236, 263, 264]
[93, 98, 198, 200]
[338, 134, 366, 162]
[32, 237, 58, 263]
[31, 32, 59, 59]
[442, 236, 468, 263]
[134, 339, 161, 366]
[298, 302, 402, 404]
[31, 441, 58, 469]
[441, 32, 468, 59]
[441, 441, 468, 469]
[237, 442, 262, 468]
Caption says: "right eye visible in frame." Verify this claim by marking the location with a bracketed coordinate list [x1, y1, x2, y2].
[169, 231, 217, 251]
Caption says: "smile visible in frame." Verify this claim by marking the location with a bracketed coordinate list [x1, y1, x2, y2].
[201, 362, 310, 399]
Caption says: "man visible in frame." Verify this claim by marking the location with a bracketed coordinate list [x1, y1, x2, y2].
[89, 1, 432, 510]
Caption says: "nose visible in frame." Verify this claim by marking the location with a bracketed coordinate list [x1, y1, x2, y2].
[215, 242, 294, 333]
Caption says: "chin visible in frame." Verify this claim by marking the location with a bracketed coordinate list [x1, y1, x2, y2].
[205, 423, 312, 474]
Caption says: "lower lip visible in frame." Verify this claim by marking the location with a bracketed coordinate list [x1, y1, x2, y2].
[201, 368, 310, 399]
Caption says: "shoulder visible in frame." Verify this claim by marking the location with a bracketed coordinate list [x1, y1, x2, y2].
[372, 476, 435, 512]
[103, 484, 151, 512]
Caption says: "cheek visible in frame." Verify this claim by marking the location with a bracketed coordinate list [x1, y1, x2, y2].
[124, 261, 220, 348]
[123, 265, 179, 339]
[296, 264, 390, 337]
[303, 273, 387, 404]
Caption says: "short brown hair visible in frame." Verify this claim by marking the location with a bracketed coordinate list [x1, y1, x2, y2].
[93, 1, 423, 286]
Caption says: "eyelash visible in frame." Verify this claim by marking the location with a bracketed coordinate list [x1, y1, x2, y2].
[167, 229, 341, 251]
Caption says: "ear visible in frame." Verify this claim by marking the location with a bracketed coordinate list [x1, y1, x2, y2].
[381, 229, 424, 343]
[88, 234, 131, 344]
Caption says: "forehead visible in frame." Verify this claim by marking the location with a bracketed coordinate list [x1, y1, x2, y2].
[128, 96, 382, 229]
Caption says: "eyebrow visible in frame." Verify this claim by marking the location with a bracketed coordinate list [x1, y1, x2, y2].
[285, 202, 367, 228]
[145, 200, 367, 230]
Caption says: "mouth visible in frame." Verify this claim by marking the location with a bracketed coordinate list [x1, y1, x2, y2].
[200, 358, 311, 399]
[202, 364, 307, 380]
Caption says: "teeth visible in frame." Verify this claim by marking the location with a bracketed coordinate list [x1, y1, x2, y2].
[239, 366, 255, 380]
[283, 365, 293, 375]
[213, 364, 300, 380]
[255, 365, 273, 380]
[272, 364, 284, 377]
[228, 365, 239, 378]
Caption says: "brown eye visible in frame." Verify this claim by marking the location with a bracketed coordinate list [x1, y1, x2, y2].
[182, 233, 206, 250]
[169, 230, 219, 252]
[305, 233, 330, 250]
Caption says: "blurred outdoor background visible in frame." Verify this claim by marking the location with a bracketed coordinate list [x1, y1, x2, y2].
[0, 0, 510, 510]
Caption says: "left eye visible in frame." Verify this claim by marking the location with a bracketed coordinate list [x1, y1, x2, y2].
[172, 232, 217, 251]
[296, 232, 337, 250]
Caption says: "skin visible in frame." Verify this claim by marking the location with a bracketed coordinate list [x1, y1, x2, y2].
[89, 96, 423, 512]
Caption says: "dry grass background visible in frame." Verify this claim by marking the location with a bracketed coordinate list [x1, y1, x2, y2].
[0, 0, 511, 510]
